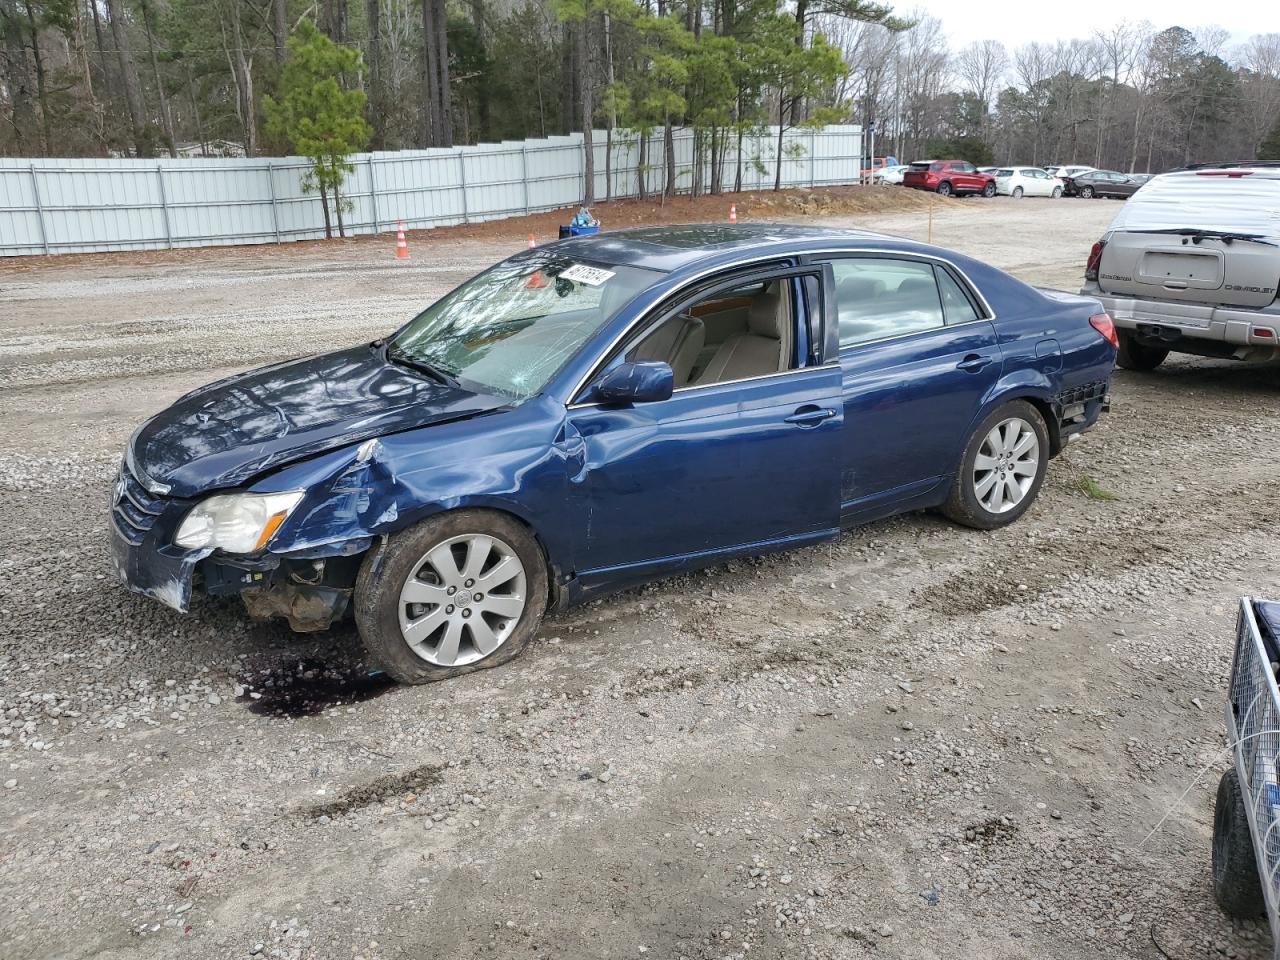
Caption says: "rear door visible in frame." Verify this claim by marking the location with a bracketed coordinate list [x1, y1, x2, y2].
[818, 254, 1001, 514]
[951, 162, 979, 191]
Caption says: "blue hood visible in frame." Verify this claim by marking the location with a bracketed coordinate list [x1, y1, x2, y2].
[130, 344, 507, 498]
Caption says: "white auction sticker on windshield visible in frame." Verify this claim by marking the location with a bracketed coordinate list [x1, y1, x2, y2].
[560, 264, 615, 286]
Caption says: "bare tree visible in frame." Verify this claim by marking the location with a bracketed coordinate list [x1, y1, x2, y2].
[954, 38, 1007, 140]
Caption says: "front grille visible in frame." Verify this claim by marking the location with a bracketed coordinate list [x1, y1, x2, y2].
[111, 461, 166, 545]
[1055, 380, 1108, 407]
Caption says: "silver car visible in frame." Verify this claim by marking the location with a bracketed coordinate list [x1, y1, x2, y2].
[1079, 163, 1280, 370]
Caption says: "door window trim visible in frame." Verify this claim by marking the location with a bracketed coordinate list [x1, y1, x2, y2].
[568, 262, 829, 407]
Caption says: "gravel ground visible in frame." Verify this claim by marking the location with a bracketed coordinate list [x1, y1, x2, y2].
[2, 194, 1278, 960]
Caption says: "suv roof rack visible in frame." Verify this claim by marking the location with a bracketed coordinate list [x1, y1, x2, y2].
[1176, 161, 1280, 171]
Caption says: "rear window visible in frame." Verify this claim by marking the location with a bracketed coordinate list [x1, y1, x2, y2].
[996, 169, 1014, 176]
[1108, 173, 1280, 239]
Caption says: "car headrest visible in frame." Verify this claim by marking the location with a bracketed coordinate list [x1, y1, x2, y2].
[838, 276, 885, 301]
[895, 277, 935, 298]
[747, 283, 783, 339]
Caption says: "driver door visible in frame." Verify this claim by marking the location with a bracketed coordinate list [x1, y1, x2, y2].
[562, 265, 842, 592]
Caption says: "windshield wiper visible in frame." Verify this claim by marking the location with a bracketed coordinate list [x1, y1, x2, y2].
[383, 343, 461, 387]
[1139, 228, 1277, 247]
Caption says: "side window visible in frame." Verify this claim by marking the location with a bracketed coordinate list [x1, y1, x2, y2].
[624, 276, 796, 389]
[829, 259, 945, 347]
[935, 267, 980, 325]
[956, 162, 975, 174]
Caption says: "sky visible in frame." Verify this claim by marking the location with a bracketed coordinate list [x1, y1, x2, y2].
[901, 0, 1259, 51]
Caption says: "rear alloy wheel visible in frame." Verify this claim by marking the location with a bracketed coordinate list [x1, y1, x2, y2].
[1012, 186, 1024, 199]
[355, 510, 548, 684]
[936, 181, 953, 197]
[943, 401, 1049, 530]
[1212, 768, 1266, 919]
[1116, 331, 1169, 371]
[1079, 185, 1095, 199]
[1051, 186, 1063, 198]
[982, 181, 997, 198]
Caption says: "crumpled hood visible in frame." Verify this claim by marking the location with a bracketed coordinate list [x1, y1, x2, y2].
[130, 344, 507, 497]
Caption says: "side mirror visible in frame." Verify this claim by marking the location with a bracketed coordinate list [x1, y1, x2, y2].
[593, 361, 674, 405]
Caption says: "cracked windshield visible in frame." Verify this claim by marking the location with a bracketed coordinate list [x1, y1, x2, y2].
[390, 256, 656, 400]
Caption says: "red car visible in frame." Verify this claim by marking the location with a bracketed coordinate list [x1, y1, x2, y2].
[902, 160, 997, 197]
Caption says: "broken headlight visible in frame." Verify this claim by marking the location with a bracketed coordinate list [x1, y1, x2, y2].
[174, 491, 304, 554]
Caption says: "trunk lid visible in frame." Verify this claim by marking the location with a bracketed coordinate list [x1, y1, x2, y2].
[1096, 170, 1280, 309]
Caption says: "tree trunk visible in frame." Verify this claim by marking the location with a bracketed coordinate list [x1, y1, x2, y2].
[638, 130, 647, 200]
[663, 117, 674, 197]
[735, 123, 744, 192]
[577, 17, 593, 204]
[789, 0, 807, 125]
[22, 0, 51, 154]
[433, 0, 452, 146]
[603, 9, 614, 201]
[320, 0, 348, 43]
[139, 0, 177, 156]
[421, 0, 440, 146]
[366, 0, 382, 147]
[104, 0, 150, 156]
[224, 0, 257, 156]
[272, 0, 287, 64]
[469, 0, 490, 141]
[0, 2, 38, 152]
[318, 178, 333, 238]
[774, 117, 785, 191]
[88, 0, 113, 95]
[334, 179, 346, 237]
[185, 64, 207, 156]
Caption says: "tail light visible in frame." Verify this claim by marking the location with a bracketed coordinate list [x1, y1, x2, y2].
[1085, 240, 1105, 281]
[1089, 313, 1118, 349]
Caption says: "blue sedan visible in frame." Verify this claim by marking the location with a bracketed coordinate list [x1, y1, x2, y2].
[111, 224, 1116, 683]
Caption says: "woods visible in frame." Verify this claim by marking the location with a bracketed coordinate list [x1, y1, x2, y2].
[1, 1, 1278, 186]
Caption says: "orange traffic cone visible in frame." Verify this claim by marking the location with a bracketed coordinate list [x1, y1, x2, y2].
[729, 204, 737, 223]
[527, 233, 536, 249]
[395, 221, 409, 260]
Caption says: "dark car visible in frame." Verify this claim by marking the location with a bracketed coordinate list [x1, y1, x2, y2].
[1064, 170, 1145, 199]
[902, 160, 997, 197]
[112, 224, 1116, 684]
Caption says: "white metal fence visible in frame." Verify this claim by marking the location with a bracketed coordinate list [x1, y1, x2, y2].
[0, 125, 863, 257]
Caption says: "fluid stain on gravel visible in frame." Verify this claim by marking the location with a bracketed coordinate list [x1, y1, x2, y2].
[238, 658, 395, 718]
[302, 764, 444, 819]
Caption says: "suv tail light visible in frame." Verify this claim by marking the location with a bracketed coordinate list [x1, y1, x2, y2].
[1085, 240, 1106, 281]
[1089, 313, 1118, 349]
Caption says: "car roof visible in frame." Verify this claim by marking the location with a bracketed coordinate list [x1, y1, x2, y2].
[549, 222, 904, 273]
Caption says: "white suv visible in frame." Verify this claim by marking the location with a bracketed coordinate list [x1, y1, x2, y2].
[1078, 164, 1280, 369]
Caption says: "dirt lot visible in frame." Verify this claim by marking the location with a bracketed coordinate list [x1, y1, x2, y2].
[2, 190, 1278, 960]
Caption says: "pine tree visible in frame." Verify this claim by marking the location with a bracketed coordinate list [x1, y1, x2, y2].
[1260, 117, 1280, 162]
[262, 20, 371, 239]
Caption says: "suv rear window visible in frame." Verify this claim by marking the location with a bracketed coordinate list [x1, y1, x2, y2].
[1108, 172, 1280, 238]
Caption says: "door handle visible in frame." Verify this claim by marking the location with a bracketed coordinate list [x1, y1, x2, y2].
[785, 406, 836, 426]
[956, 354, 993, 373]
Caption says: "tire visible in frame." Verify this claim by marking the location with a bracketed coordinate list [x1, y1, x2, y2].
[354, 509, 549, 684]
[1116, 331, 1169, 371]
[1012, 186, 1024, 199]
[982, 181, 997, 197]
[942, 400, 1049, 530]
[1051, 186, 1063, 198]
[936, 181, 953, 197]
[1079, 185, 1095, 199]
[1213, 768, 1266, 919]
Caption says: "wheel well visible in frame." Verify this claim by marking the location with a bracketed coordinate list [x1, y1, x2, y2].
[1022, 396, 1061, 457]
[396, 505, 565, 612]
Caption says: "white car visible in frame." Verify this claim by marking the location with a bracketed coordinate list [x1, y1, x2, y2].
[875, 164, 911, 185]
[1046, 164, 1094, 181]
[995, 166, 1065, 198]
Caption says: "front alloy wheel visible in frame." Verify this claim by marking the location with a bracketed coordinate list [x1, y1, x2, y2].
[943, 400, 1049, 530]
[982, 181, 997, 197]
[356, 510, 548, 683]
[398, 534, 527, 667]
